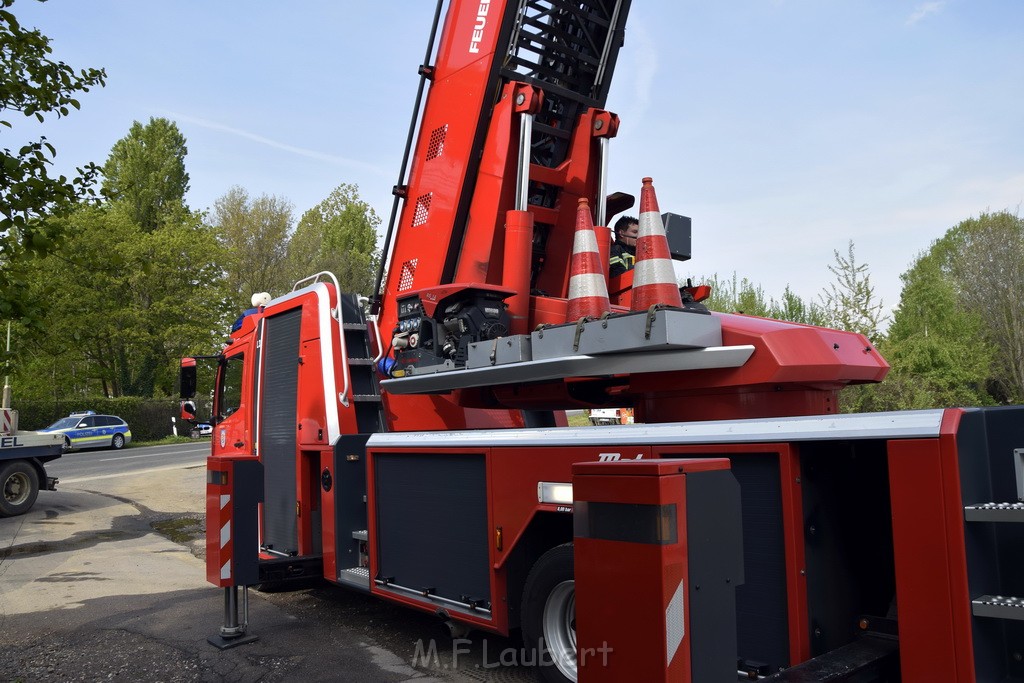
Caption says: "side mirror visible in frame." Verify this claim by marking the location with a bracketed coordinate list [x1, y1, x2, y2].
[179, 357, 197, 399]
[181, 400, 196, 420]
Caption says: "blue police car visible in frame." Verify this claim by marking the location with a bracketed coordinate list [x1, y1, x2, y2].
[40, 411, 132, 452]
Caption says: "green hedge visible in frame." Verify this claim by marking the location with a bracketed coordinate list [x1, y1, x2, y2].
[14, 397, 196, 442]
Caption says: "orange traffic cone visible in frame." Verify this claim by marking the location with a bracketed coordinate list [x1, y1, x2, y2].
[631, 177, 683, 310]
[565, 198, 611, 322]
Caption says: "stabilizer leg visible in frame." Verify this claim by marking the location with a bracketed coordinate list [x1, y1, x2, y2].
[208, 586, 258, 650]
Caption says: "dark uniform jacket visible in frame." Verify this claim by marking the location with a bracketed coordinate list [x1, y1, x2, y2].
[609, 240, 636, 277]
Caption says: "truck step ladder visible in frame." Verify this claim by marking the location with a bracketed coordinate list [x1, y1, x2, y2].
[338, 294, 385, 434]
[960, 434, 1024, 678]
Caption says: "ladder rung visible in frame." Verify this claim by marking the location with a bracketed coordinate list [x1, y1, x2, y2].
[972, 595, 1024, 620]
[352, 530, 368, 541]
[352, 394, 381, 402]
[342, 322, 367, 330]
[964, 502, 1024, 522]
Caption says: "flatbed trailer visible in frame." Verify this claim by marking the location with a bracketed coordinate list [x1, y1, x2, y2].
[1, 411, 63, 517]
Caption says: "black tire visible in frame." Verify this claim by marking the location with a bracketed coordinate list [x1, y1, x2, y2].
[189, 428, 200, 439]
[0, 460, 40, 518]
[111, 433, 125, 450]
[521, 543, 576, 683]
[62, 436, 72, 452]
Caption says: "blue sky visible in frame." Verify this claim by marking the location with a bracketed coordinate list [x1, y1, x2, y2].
[12, 1, 1024, 318]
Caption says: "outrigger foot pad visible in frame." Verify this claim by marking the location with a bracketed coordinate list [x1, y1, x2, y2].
[207, 633, 259, 650]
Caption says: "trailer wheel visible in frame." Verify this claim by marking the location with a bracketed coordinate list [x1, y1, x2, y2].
[0, 460, 40, 518]
[522, 543, 576, 683]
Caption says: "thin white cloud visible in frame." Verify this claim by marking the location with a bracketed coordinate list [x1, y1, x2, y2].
[906, 1, 947, 26]
[160, 110, 390, 176]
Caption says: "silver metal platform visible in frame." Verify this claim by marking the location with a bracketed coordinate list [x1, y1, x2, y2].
[531, 308, 722, 359]
[381, 344, 754, 394]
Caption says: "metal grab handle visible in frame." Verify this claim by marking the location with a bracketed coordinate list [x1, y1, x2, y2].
[292, 270, 340, 292]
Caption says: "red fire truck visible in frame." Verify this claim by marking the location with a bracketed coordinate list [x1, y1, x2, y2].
[182, 1, 1024, 681]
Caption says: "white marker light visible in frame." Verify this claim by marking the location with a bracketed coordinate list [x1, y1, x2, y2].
[538, 482, 574, 504]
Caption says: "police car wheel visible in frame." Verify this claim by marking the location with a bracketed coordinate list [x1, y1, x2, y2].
[62, 437, 71, 452]
[0, 460, 39, 517]
[522, 543, 576, 683]
[111, 433, 125, 450]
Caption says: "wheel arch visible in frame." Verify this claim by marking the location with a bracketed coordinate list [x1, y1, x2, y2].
[20, 457, 48, 482]
[502, 510, 573, 631]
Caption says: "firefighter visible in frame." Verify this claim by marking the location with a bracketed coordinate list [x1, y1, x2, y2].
[609, 214, 638, 277]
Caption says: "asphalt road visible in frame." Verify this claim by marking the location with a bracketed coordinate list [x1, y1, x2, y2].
[1, 442, 537, 683]
[48, 440, 210, 482]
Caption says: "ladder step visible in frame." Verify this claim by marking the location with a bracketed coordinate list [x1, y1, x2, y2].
[352, 530, 368, 541]
[342, 322, 367, 330]
[352, 394, 381, 402]
[972, 595, 1024, 621]
[964, 502, 1024, 522]
[347, 358, 375, 366]
[337, 566, 370, 590]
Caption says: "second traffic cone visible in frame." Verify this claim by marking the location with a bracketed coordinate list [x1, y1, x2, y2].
[631, 177, 683, 310]
[565, 198, 611, 322]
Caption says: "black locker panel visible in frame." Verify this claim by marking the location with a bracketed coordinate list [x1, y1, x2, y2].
[374, 453, 490, 605]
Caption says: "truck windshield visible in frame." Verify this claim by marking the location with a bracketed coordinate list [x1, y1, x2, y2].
[216, 354, 245, 422]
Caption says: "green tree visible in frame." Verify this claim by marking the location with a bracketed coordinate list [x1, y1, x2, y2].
[820, 241, 886, 341]
[0, 0, 105, 321]
[102, 117, 189, 232]
[702, 273, 772, 317]
[285, 183, 381, 295]
[15, 203, 228, 398]
[943, 211, 1024, 402]
[775, 286, 829, 327]
[699, 273, 827, 325]
[213, 186, 292, 310]
[845, 247, 995, 412]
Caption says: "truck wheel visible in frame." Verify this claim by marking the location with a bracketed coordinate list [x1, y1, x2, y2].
[522, 543, 576, 683]
[0, 460, 40, 517]
[111, 433, 125, 450]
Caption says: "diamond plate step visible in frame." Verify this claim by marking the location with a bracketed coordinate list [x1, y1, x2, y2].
[972, 595, 1024, 621]
[338, 566, 370, 590]
[964, 502, 1024, 522]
